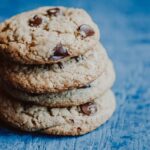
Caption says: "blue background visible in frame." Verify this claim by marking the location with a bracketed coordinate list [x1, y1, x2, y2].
[0, 0, 150, 149]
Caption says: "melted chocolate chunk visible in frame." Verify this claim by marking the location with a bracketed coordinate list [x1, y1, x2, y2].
[78, 24, 95, 38]
[50, 44, 69, 61]
[47, 8, 61, 16]
[29, 15, 42, 27]
[80, 102, 97, 115]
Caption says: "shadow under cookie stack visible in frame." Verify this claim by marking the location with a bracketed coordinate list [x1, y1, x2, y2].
[0, 7, 116, 136]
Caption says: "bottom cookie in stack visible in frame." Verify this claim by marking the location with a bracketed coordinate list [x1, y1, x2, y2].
[0, 89, 115, 136]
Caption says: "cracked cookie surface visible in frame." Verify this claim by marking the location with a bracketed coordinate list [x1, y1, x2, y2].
[0, 43, 107, 93]
[2, 60, 115, 107]
[0, 90, 116, 135]
[0, 6, 99, 64]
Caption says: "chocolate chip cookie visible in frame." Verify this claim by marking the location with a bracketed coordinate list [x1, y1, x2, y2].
[0, 43, 107, 93]
[2, 60, 115, 107]
[0, 6, 99, 64]
[0, 89, 116, 135]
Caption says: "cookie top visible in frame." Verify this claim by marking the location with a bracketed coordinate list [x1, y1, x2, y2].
[0, 6, 99, 64]
[0, 43, 107, 93]
[0, 89, 116, 135]
[2, 60, 115, 107]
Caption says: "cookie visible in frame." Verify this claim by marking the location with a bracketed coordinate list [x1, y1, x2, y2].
[0, 43, 107, 93]
[0, 89, 116, 135]
[2, 60, 115, 107]
[0, 6, 99, 64]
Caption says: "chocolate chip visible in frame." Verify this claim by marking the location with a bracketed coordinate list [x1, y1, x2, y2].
[81, 84, 91, 89]
[50, 44, 69, 61]
[78, 24, 95, 38]
[73, 56, 80, 62]
[47, 8, 60, 16]
[2, 24, 10, 32]
[80, 102, 97, 115]
[77, 127, 82, 133]
[73, 55, 84, 62]
[31, 119, 37, 126]
[58, 62, 63, 69]
[29, 15, 42, 27]
[69, 119, 74, 123]
[53, 44, 68, 56]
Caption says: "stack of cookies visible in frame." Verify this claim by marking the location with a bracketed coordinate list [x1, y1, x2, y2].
[0, 7, 116, 136]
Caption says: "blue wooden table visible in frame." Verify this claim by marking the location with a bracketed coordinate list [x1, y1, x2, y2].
[0, 0, 150, 149]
